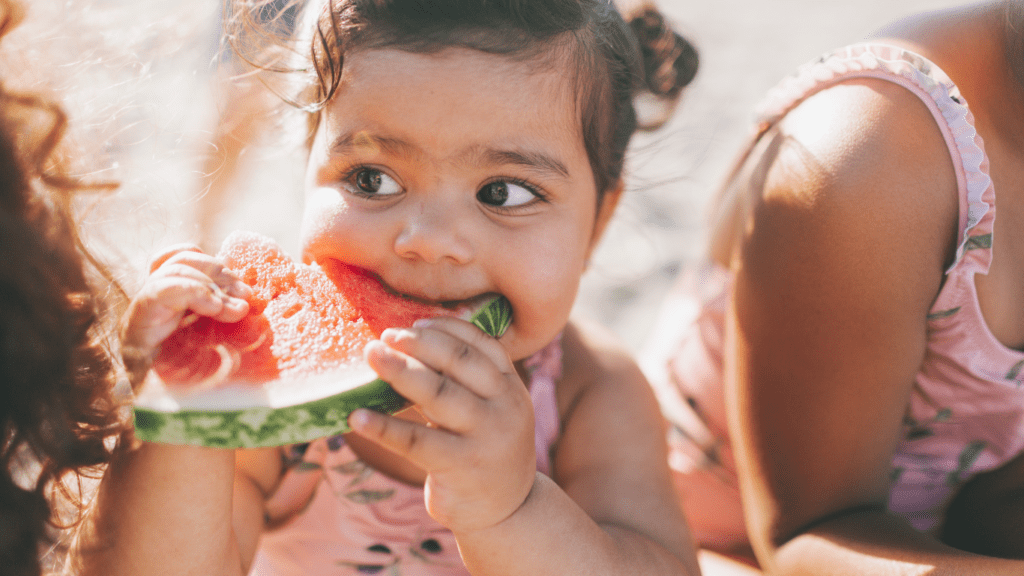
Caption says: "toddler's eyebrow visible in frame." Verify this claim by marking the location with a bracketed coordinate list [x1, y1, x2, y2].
[329, 132, 415, 158]
[329, 131, 570, 179]
[477, 148, 570, 179]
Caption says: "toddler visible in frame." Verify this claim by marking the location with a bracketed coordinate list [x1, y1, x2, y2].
[82, 2, 704, 575]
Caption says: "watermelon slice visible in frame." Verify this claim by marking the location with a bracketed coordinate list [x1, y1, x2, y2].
[132, 231, 512, 449]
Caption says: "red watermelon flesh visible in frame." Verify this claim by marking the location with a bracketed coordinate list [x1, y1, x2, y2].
[152, 231, 459, 390]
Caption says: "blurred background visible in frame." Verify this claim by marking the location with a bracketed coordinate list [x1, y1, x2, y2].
[17, 0, 971, 351]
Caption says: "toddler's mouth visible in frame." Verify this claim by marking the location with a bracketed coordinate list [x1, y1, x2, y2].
[324, 260, 503, 316]
[387, 283, 503, 318]
[440, 292, 505, 316]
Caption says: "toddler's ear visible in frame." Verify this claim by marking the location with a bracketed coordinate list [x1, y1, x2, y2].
[588, 180, 625, 253]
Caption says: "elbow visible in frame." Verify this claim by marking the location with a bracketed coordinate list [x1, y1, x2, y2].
[749, 502, 891, 568]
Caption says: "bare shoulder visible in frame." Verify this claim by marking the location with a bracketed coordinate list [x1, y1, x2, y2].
[553, 318, 667, 476]
[713, 76, 960, 268]
[773, 76, 957, 218]
[555, 317, 659, 426]
[735, 76, 962, 385]
[751, 76, 960, 278]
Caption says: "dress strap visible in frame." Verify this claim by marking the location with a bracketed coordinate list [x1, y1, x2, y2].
[523, 334, 563, 475]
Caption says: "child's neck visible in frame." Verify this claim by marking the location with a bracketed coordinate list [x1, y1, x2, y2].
[343, 359, 535, 487]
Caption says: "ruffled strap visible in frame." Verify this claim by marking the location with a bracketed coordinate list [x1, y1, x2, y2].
[754, 43, 995, 274]
[523, 334, 563, 475]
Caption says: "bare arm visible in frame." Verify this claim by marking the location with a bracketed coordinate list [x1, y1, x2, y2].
[77, 440, 280, 576]
[76, 247, 280, 576]
[455, 320, 701, 575]
[724, 78, 1024, 575]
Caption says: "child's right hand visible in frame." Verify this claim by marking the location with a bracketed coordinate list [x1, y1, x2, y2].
[351, 317, 537, 535]
[122, 244, 253, 359]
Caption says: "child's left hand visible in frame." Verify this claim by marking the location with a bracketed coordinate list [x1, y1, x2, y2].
[349, 317, 537, 534]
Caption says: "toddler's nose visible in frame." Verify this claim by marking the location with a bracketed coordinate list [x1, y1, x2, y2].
[393, 203, 474, 265]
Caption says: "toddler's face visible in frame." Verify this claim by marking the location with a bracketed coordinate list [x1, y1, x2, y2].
[301, 47, 611, 361]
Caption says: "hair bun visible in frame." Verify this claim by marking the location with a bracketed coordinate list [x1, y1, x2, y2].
[629, 5, 698, 100]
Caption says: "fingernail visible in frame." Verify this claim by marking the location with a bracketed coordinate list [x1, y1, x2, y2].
[349, 409, 371, 430]
[367, 343, 403, 369]
[381, 328, 413, 344]
[364, 340, 385, 358]
[412, 319, 433, 328]
[228, 280, 253, 298]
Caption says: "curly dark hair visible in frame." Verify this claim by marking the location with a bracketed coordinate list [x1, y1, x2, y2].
[0, 2, 126, 574]
[229, 0, 698, 203]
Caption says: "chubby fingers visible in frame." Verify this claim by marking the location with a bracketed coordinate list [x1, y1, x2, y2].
[148, 243, 203, 272]
[373, 318, 515, 395]
[152, 250, 253, 302]
[348, 408, 463, 472]
[141, 275, 246, 323]
[362, 318, 524, 434]
[124, 250, 253, 353]
[405, 316, 517, 386]
[364, 338, 487, 435]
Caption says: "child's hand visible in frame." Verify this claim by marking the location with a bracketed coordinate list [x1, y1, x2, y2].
[350, 317, 537, 534]
[123, 244, 253, 358]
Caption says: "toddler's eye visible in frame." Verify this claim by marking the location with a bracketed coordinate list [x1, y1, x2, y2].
[351, 168, 402, 196]
[476, 181, 536, 208]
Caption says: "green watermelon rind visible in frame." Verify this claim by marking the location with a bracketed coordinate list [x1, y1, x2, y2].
[471, 293, 513, 340]
[132, 295, 512, 448]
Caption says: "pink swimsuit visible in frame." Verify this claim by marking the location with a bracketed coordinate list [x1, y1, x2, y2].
[644, 43, 1024, 546]
[250, 337, 562, 576]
